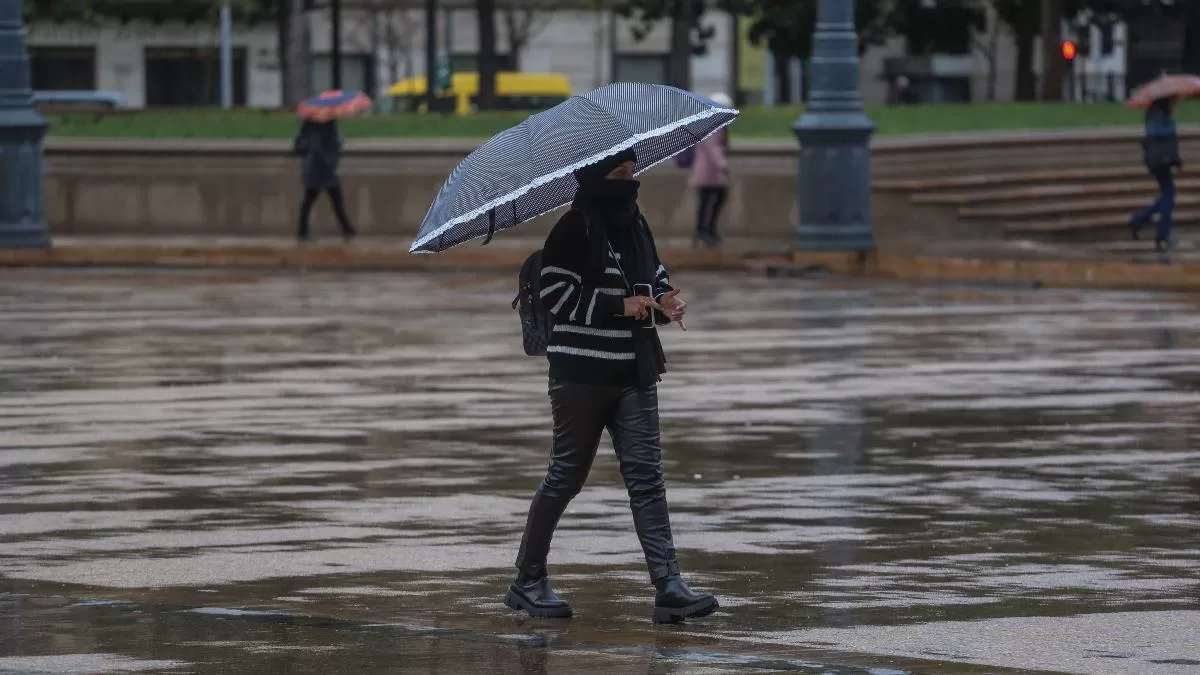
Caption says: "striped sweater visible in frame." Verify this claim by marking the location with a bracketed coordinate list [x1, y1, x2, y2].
[538, 209, 672, 386]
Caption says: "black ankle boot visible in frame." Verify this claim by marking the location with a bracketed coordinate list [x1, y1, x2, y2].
[505, 569, 572, 618]
[653, 576, 718, 624]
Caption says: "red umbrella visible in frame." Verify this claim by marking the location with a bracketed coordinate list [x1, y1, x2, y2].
[1127, 74, 1200, 108]
[297, 89, 373, 122]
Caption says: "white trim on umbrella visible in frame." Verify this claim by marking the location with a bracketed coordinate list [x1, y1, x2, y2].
[408, 105, 739, 254]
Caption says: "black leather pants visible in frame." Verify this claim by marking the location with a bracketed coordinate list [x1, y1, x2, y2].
[515, 380, 681, 583]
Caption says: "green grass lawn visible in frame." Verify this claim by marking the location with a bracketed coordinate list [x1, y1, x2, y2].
[43, 102, 1200, 140]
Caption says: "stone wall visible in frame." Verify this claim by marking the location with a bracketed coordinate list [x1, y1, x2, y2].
[43, 128, 1200, 246]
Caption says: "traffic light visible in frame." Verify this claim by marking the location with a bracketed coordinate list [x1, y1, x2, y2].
[1061, 40, 1078, 62]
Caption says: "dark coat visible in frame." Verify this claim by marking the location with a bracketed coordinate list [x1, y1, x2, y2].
[1142, 98, 1182, 172]
[294, 121, 341, 190]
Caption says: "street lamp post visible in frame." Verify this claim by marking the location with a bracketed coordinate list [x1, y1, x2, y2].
[794, 0, 874, 251]
[0, 0, 50, 249]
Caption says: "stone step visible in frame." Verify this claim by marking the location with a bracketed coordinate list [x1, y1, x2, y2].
[960, 194, 1200, 220]
[1006, 209, 1200, 234]
[913, 179, 1199, 206]
[875, 167, 1144, 193]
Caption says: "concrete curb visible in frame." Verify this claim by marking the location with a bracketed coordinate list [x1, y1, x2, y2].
[770, 251, 1200, 292]
[3, 244, 1198, 293]
[0, 244, 757, 273]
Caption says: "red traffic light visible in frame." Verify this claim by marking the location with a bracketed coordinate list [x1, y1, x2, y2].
[1061, 40, 1078, 61]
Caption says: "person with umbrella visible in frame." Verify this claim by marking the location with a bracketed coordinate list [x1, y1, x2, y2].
[506, 147, 718, 624]
[407, 84, 736, 623]
[1129, 97, 1182, 251]
[293, 90, 371, 243]
[1127, 74, 1197, 250]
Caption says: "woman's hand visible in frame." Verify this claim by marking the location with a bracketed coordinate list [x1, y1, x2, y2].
[660, 288, 687, 324]
[623, 295, 661, 320]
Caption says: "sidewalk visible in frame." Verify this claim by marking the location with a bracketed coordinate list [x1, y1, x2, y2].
[0, 236, 784, 273]
[3, 235, 1199, 292]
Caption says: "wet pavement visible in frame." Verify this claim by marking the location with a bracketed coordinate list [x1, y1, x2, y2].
[0, 268, 1198, 675]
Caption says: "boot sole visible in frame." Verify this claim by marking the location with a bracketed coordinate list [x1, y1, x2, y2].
[653, 596, 719, 624]
[504, 588, 573, 619]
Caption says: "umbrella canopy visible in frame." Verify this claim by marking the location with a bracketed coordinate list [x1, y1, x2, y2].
[1127, 74, 1200, 108]
[409, 82, 739, 254]
[298, 89, 373, 122]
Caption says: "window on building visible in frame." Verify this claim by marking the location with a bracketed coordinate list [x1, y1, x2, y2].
[29, 47, 96, 90]
[144, 48, 246, 106]
[312, 54, 375, 95]
[614, 54, 668, 84]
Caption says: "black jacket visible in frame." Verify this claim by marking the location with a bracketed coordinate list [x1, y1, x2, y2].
[1142, 103, 1182, 172]
[537, 209, 672, 387]
[294, 121, 342, 190]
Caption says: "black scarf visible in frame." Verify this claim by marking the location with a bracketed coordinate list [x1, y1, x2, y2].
[572, 179, 667, 387]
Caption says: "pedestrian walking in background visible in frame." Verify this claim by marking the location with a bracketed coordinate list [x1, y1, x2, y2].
[1129, 96, 1183, 251]
[889, 75, 919, 105]
[293, 119, 357, 243]
[505, 149, 719, 624]
[689, 92, 732, 248]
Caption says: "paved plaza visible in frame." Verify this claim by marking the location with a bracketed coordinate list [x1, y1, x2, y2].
[0, 269, 1197, 674]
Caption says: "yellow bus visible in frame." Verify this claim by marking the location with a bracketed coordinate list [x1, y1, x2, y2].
[380, 72, 573, 115]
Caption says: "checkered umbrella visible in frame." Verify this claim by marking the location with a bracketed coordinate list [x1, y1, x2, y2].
[297, 90, 372, 122]
[409, 83, 739, 254]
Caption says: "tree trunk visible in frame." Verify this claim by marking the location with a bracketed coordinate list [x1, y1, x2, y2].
[1183, 6, 1200, 75]
[667, 0, 692, 89]
[1040, 0, 1063, 101]
[1015, 30, 1036, 101]
[277, 0, 291, 105]
[986, 3, 1000, 101]
[386, 10, 399, 85]
[284, 0, 312, 106]
[477, 0, 498, 109]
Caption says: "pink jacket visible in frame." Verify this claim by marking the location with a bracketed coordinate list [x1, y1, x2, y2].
[689, 130, 728, 188]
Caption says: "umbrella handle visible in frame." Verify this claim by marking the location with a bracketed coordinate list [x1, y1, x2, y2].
[482, 209, 496, 246]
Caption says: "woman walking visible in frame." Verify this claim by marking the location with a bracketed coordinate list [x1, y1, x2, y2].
[1129, 97, 1183, 251]
[691, 92, 732, 248]
[505, 149, 719, 624]
[293, 119, 357, 243]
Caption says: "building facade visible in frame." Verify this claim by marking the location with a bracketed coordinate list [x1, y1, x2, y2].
[26, 5, 737, 109]
[24, 5, 1131, 110]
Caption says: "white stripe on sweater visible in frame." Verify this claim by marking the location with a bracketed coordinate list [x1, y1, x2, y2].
[539, 281, 568, 299]
[547, 345, 636, 360]
[541, 265, 582, 282]
[550, 286, 575, 315]
[585, 289, 599, 325]
[599, 288, 626, 295]
[553, 324, 633, 339]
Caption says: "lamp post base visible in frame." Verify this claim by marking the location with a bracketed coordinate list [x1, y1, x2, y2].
[794, 112, 874, 252]
[0, 111, 50, 249]
[0, 0, 51, 250]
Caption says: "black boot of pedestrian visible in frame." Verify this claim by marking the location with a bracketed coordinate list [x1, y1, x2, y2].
[653, 576, 718, 624]
[1156, 238, 1171, 252]
[506, 490, 573, 618]
[505, 567, 572, 618]
[1128, 216, 1143, 241]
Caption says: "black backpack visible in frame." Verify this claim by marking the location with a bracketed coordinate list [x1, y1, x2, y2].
[512, 209, 591, 357]
[513, 249, 553, 356]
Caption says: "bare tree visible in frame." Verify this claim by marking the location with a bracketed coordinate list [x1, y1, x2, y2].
[347, 4, 419, 95]
[501, 0, 557, 70]
[972, 0, 1002, 101]
[478, 0, 499, 108]
[1040, 0, 1064, 101]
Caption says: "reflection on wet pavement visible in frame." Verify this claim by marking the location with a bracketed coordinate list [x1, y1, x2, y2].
[0, 269, 1198, 674]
